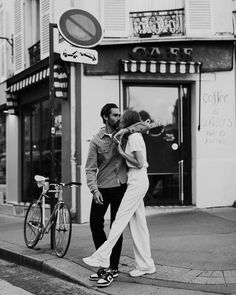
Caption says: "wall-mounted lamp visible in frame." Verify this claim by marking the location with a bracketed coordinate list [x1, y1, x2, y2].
[6, 91, 18, 115]
[0, 35, 14, 57]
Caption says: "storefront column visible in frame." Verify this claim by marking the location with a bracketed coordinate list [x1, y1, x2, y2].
[6, 115, 19, 202]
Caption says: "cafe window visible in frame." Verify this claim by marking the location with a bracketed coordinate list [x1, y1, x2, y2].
[0, 111, 6, 184]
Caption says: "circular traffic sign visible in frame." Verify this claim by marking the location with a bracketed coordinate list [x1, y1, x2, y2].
[58, 9, 103, 48]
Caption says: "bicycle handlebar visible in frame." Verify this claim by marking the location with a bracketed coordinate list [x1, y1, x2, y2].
[63, 182, 81, 187]
[34, 175, 81, 188]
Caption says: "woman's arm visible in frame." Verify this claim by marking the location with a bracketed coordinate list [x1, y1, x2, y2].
[117, 142, 144, 169]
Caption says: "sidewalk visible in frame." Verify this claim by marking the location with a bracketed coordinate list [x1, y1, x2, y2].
[1, 207, 236, 294]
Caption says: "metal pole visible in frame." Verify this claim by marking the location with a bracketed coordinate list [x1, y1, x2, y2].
[70, 63, 77, 214]
[49, 23, 57, 249]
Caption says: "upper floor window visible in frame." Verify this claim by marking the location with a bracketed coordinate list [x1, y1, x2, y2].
[14, 0, 40, 73]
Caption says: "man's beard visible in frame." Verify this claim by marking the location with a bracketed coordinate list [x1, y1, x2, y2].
[109, 120, 120, 130]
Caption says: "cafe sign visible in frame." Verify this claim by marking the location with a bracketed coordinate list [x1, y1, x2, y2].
[129, 46, 193, 62]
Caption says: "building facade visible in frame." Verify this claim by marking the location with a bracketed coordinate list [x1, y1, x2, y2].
[0, 0, 236, 223]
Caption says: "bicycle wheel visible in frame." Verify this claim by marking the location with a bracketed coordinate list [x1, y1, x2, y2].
[24, 202, 42, 248]
[52, 203, 72, 258]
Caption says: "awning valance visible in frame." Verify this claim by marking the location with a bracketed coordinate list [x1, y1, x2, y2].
[9, 68, 49, 93]
[8, 65, 68, 100]
[121, 60, 201, 74]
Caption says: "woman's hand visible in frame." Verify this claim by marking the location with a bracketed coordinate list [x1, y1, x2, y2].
[114, 137, 124, 155]
[114, 129, 127, 141]
[117, 141, 124, 155]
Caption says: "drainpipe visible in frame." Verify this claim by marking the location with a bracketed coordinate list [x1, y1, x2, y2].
[70, 63, 77, 214]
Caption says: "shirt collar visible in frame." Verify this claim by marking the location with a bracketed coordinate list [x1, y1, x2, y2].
[98, 127, 115, 139]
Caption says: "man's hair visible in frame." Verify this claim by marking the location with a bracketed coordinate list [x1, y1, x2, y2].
[100, 103, 119, 124]
[122, 109, 141, 128]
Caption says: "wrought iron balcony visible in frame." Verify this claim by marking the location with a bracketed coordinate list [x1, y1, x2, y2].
[130, 9, 185, 38]
[28, 41, 40, 66]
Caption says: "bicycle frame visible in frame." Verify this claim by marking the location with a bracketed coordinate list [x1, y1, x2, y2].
[37, 183, 63, 237]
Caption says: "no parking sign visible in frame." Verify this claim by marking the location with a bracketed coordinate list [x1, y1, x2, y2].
[58, 9, 103, 48]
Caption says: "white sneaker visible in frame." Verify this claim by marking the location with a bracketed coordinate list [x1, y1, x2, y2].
[82, 256, 109, 268]
[129, 267, 156, 277]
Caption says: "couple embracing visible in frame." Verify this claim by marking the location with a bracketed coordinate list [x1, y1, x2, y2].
[83, 103, 156, 287]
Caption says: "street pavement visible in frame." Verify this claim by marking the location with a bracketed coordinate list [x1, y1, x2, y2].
[0, 279, 33, 295]
[0, 206, 236, 294]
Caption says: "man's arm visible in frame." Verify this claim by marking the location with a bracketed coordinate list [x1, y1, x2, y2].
[85, 140, 99, 194]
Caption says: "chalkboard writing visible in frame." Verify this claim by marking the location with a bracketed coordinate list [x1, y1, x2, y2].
[202, 91, 233, 146]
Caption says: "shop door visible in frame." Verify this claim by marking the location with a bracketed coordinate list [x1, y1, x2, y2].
[125, 84, 191, 205]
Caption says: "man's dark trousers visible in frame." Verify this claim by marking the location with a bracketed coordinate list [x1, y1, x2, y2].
[90, 184, 127, 270]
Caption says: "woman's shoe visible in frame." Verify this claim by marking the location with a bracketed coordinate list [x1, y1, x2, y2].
[82, 256, 109, 268]
[129, 267, 156, 277]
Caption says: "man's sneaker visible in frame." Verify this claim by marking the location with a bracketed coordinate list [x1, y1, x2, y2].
[111, 269, 119, 278]
[97, 269, 114, 287]
[89, 267, 106, 281]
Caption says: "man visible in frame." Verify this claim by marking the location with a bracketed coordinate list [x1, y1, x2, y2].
[85, 104, 159, 287]
[85, 103, 127, 287]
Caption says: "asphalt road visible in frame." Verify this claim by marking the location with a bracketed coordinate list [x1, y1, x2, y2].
[0, 258, 103, 295]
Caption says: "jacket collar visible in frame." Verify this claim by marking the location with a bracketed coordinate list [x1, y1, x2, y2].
[98, 127, 112, 139]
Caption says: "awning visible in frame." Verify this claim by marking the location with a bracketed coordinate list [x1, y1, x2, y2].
[8, 65, 68, 100]
[121, 60, 201, 74]
[9, 68, 49, 92]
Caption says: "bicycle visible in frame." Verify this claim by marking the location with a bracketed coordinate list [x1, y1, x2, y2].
[23, 175, 81, 258]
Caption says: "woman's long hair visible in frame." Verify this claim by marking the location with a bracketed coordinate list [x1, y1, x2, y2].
[121, 109, 141, 128]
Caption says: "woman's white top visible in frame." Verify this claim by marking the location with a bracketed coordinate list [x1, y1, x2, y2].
[125, 133, 149, 169]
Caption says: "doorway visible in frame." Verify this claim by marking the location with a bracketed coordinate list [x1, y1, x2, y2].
[124, 84, 191, 206]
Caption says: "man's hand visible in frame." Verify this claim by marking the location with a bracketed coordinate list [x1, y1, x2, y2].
[93, 190, 104, 205]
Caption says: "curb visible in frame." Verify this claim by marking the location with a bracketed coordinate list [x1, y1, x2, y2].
[0, 241, 107, 294]
[1, 240, 236, 295]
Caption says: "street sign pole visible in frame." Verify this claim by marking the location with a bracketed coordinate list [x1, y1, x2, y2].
[49, 22, 57, 250]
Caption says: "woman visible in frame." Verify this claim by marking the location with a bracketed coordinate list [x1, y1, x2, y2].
[83, 109, 156, 279]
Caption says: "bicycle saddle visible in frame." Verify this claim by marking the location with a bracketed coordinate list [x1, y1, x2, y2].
[34, 175, 49, 182]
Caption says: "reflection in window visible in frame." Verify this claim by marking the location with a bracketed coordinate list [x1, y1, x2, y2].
[126, 85, 180, 205]
[0, 111, 6, 184]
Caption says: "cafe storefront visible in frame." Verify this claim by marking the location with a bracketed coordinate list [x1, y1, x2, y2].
[79, 39, 236, 222]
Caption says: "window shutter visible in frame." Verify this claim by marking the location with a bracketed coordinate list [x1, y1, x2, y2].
[14, 0, 25, 74]
[0, 42, 7, 82]
[40, 0, 51, 60]
[102, 0, 129, 38]
[0, 7, 6, 82]
[185, 0, 213, 36]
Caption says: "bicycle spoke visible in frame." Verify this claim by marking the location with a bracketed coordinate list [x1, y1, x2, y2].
[53, 203, 72, 258]
[24, 202, 42, 248]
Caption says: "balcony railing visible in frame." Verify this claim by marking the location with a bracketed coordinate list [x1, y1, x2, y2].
[28, 41, 40, 66]
[130, 9, 185, 38]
